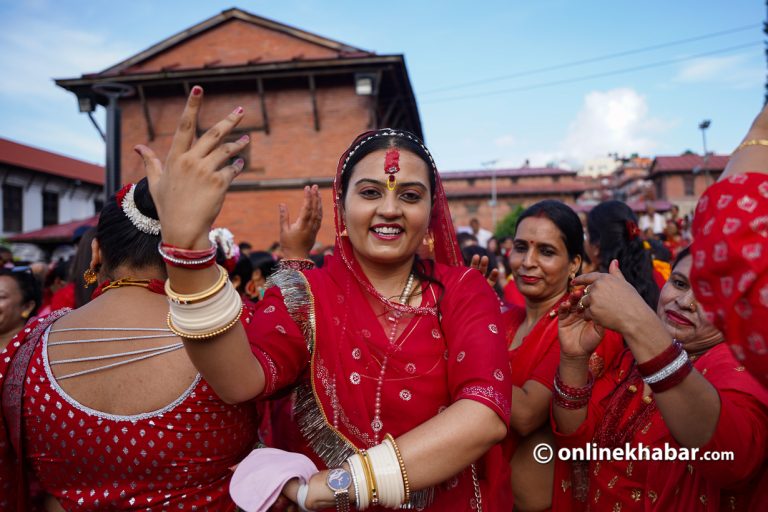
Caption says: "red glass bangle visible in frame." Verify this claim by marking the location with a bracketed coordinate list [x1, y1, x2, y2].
[554, 369, 594, 399]
[648, 360, 693, 393]
[637, 340, 683, 377]
[278, 258, 315, 271]
[553, 393, 589, 410]
[160, 241, 217, 259]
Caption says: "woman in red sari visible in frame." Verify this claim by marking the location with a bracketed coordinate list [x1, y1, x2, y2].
[501, 200, 583, 511]
[552, 248, 768, 511]
[136, 88, 512, 510]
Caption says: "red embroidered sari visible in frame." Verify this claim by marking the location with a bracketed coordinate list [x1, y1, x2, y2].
[553, 344, 768, 511]
[245, 130, 513, 510]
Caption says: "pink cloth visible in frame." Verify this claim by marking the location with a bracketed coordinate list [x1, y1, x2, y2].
[230, 447, 318, 512]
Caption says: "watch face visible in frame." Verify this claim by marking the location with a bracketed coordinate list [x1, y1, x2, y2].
[327, 468, 352, 492]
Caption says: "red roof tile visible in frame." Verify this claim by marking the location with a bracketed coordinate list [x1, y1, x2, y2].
[446, 182, 590, 199]
[0, 138, 104, 185]
[442, 167, 575, 180]
[650, 154, 728, 174]
[7, 216, 98, 243]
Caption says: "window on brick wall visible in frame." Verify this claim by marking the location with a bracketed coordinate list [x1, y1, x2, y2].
[683, 175, 695, 196]
[42, 191, 59, 226]
[2, 184, 23, 232]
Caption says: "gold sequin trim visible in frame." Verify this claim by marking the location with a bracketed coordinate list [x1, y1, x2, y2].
[626, 461, 634, 476]
[631, 489, 642, 502]
[627, 384, 638, 393]
[561, 480, 571, 492]
[642, 396, 653, 404]
[594, 489, 601, 503]
[648, 490, 658, 503]
[593, 462, 601, 476]
[641, 422, 652, 434]
[608, 476, 618, 489]
[613, 502, 622, 512]
[700, 495, 708, 505]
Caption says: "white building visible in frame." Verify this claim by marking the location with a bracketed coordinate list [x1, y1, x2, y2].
[0, 137, 103, 240]
[580, 155, 623, 178]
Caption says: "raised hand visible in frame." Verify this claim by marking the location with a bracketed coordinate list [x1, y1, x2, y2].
[556, 292, 604, 359]
[136, 86, 251, 249]
[571, 260, 656, 335]
[279, 185, 323, 259]
[468, 254, 500, 287]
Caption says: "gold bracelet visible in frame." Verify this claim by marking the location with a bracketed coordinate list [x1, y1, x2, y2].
[360, 449, 378, 506]
[165, 265, 228, 305]
[733, 139, 768, 154]
[385, 433, 410, 504]
[166, 304, 244, 340]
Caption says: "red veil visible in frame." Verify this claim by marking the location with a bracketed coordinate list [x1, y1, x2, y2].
[255, 129, 512, 510]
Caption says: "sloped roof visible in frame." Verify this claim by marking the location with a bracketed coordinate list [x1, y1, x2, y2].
[96, 8, 371, 77]
[6, 215, 98, 243]
[0, 137, 104, 185]
[650, 154, 729, 174]
[445, 182, 590, 199]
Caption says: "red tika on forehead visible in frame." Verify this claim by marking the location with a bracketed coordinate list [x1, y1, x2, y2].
[384, 148, 400, 175]
[384, 148, 400, 191]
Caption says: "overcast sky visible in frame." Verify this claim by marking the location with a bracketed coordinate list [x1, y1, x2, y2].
[0, 0, 764, 171]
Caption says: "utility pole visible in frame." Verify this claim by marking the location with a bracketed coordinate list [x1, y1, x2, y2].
[699, 120, 711, 186]
[482, 159, 499, 229]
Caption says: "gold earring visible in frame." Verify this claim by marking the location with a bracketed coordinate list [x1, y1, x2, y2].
[340, 228, 348, 237]
[21, 311, 30, 320]
[423, 232, 435, 253]
[83, 267, 98, 287]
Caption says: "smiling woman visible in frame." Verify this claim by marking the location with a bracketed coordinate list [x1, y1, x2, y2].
[134, 87, 513, 511]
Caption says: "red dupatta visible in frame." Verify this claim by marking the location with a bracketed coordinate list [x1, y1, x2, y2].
[276, 130, 511, 510]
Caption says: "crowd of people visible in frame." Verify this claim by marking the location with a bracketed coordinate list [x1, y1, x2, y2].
[0, 85, 766, 511]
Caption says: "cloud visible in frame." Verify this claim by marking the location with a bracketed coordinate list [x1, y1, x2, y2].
[0, 16, 133, 102]
[674, 55, 762, 89]
[559, 88, 666, 163]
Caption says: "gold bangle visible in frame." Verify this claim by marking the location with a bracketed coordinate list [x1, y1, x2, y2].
[385, 433, 410, 504]
[165, 265, 228, 305]
[166, 304, 244, 340]
[733, 139, 768, 154]
[360, 449, 378, 506]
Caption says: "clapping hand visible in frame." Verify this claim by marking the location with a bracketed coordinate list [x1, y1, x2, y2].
[279, 185, 323, 259]
[469, 254, 500, 287]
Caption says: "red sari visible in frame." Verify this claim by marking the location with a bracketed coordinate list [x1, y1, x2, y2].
[553, 344, 768, 511]
[245, 130, 513, 510]
[690, 172, 768, 388]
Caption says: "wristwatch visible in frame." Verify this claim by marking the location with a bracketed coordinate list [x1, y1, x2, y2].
[326, 467, 352, 512]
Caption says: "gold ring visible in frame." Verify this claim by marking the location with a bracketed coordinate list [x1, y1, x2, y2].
[584, 285, 591, 295]
[577, 297, 586, 310]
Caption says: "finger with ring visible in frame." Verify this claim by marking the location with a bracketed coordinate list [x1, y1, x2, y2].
[584, 284, 591, 295]
[577, 297, 587, 310]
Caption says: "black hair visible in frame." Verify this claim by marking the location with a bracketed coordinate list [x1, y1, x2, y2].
[229, 255, 253, 294]
[340, 130, 445, 306]
[0, 267, 41, 316]
[587, 201, 659, 308]
[339, 130, 436, 205]
[71, 226, 97, 308]
[44, 260, 69, 288]
[249, 251, 277, 279]
[96, 178, 163, 277]
[516, 200, 585, 263]
[671, 246, 691, 271]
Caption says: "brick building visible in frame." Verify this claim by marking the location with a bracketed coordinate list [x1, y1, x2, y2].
[442, 167, 589, 230]
[648, 154, 727, 214]
[56, 8, 422, 247]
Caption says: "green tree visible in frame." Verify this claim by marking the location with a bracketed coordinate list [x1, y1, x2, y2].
[494, 204, 525, 239]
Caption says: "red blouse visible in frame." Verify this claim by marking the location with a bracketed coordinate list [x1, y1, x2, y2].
[245, 259, 513, 511]
[1, 310, 261, 511]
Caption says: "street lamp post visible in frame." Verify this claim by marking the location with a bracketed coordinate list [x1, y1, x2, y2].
[699, 119, 711, 186]
[482, 159, 499, 229]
